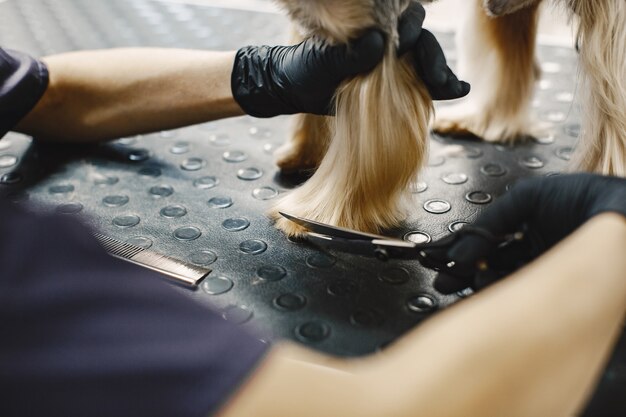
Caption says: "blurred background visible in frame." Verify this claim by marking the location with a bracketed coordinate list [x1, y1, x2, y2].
[167, 0, 575, 45]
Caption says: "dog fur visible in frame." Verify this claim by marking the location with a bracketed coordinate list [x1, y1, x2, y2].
[270, 0, 625, 237]
[271, 0, 433, 237]
[433, 0, 541, 144]
[568, 0, 626, 175]
[434, 0, 626, 176]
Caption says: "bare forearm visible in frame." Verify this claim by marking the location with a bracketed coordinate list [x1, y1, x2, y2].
[371, 213, 626, 417]
[15, 48, 243, 142]
[222, 214, 626, 417]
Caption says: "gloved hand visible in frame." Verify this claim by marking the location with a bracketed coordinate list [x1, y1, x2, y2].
[232, 3, 470, 118]
[231, 30, 386, 118]
[430, 174, 626, 294]
[397, 4, 471, 100]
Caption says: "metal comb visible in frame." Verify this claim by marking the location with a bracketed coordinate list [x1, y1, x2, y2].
[93, 233, 211, 287]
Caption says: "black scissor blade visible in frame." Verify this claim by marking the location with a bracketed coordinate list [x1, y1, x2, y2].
[279, 212, 389, 241]
[305, 233, 380, 256]
[305, 232, 422, 261]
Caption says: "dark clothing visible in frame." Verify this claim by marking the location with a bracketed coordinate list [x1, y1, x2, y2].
[0, 49, 268, 417]
[0, 48, 49, 136]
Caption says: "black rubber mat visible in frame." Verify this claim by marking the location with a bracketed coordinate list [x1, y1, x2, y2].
[0, 1, 623, 414]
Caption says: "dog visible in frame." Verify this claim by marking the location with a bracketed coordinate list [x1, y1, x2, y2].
[270, 0, 626, 237]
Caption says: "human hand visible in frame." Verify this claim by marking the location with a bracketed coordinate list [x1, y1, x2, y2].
[231, 2, 469, 118]
[429, 174, 626, 294]
[397, 3, 471, 100]
[231, 29, 386, 118]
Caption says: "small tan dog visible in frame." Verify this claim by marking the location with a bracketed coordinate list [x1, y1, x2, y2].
[270, 0, 626, 237]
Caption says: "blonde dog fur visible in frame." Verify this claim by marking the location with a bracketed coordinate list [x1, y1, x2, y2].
[568, 0, 626, 175]
[271, 0, 433, 237]
[434, 0, 625, 176]
[270, 0, 625, 237]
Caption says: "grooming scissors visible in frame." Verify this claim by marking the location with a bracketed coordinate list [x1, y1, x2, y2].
[279, 212, 520, 283]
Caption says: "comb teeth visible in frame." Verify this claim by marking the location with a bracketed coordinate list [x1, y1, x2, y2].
[93, 233, 211, 287]
[94, 234, 144, 259]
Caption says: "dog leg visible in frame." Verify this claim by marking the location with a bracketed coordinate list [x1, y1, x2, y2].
[433, 0, 542, 143]
[271, 51, 432, 236]
[271, 0, 431, 236]
[569, 1, 626, 176]
[275, 113, 332, 172]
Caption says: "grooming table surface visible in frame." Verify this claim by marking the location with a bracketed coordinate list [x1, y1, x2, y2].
[0, 0, 623, 413]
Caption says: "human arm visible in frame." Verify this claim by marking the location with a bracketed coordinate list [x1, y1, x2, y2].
[3, 176, 623, 417]
[14, 48, 243, 142]
[220, 175, 626, 417]
[9, 4, 468, 143]
[13, 33, 385, 143]
[434, 174, 626, 293]
[2, 199, 623, 417]
[220, 213, 626, 417]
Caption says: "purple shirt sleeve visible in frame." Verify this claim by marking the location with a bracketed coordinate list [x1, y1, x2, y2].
[0, 202, 268, 417]
[0, 48, 49, 137]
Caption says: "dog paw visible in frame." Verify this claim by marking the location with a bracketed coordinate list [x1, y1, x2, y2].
[433, 104, 542, 144]
[267, 207, 310, 238]
[432, 113, 477, 138]
[274, 142, 318, 173]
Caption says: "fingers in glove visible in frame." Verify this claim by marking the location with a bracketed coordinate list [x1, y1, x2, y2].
[434, 238, 531, 294]
[434, 272, 472, 295]
[429, 67, 471, 100]
[413, 30, 470, 100]
[328, 29, 386, 78]
[486, 239, 532, 271]
[446, 180, 539, 265]
[398, 2, 426, 56]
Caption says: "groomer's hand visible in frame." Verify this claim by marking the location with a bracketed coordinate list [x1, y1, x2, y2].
[231, 30, 385, 118]
[398, 3, 470, 100]
[432, 174, 626, 294]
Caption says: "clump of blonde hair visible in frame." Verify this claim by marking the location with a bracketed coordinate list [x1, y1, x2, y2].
[270, 0, 433, 236]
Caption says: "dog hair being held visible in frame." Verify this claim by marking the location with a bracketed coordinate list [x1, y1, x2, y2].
[257, 0, 625, 236]
[267, 0, 472, 236]
[232, 1, 469, 237]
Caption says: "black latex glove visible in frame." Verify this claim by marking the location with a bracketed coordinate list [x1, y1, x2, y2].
[232, 3, 469, 118]
[398, 4, 471, 100]
[231, 30, 386, 118]
[430, 174, 626, 294]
